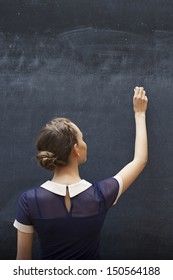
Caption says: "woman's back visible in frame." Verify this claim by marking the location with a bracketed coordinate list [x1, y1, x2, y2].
[14, 178, 121, 259]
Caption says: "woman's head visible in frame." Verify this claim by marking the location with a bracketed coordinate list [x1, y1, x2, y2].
[36, 118, 87, 170]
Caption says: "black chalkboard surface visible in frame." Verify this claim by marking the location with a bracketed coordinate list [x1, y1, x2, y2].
[0, 0, 173, 260]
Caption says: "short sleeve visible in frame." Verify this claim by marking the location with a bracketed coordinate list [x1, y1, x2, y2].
[97, 176, 123, 208]
[13, 192, 34, 233]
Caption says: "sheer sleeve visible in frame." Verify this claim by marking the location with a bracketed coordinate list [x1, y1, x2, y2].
[97, 176, 123, 209]
[13, 192, 34, 233]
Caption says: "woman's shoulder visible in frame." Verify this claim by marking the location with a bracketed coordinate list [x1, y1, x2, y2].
[18, 185, 42, 201]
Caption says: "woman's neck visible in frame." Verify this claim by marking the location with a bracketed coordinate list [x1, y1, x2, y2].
[51, 163, 81, 185]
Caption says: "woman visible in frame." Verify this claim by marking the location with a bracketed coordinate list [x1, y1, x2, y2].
[13, 86, 148, 259]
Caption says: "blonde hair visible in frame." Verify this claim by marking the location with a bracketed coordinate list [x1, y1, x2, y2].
[36, 118, 78, 170]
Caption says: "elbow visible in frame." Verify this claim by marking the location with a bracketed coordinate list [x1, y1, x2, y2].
[140, 156, 148, 170]
[141, 153, 148, 167]
[134, 155, 148, 171]
[142, 158, 148, 170]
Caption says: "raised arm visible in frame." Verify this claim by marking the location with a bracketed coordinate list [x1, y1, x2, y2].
[116, 86, 148, 194]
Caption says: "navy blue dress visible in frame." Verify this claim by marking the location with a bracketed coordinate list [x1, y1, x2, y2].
[14, 177, 122, 259]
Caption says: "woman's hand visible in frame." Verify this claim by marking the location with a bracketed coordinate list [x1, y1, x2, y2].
[133, 86, 148, 114]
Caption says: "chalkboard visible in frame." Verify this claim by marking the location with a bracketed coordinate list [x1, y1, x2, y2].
[0, 0, 173, 259]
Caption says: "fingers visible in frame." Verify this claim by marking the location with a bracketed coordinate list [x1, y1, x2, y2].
[134, 86, 145, 98]
[134, 86, 148, 100]
[133, 86, 148, 113]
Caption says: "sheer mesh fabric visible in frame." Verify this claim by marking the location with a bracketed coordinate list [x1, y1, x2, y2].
[23, 177, 119, 220]
[16, 177, 120, 259]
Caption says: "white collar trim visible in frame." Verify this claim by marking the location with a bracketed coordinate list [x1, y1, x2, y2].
[40, 180, 92, 198]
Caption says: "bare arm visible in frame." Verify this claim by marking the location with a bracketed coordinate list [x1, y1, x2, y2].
[116, 86, 148, 194]
[16, 230, 34, 260]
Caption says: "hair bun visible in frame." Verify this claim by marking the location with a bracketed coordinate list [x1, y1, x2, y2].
[36, 151, 57, 171]
[36, 151, 67, 170]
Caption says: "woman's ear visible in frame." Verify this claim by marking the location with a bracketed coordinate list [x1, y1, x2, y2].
[73, 144, 80, 157]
